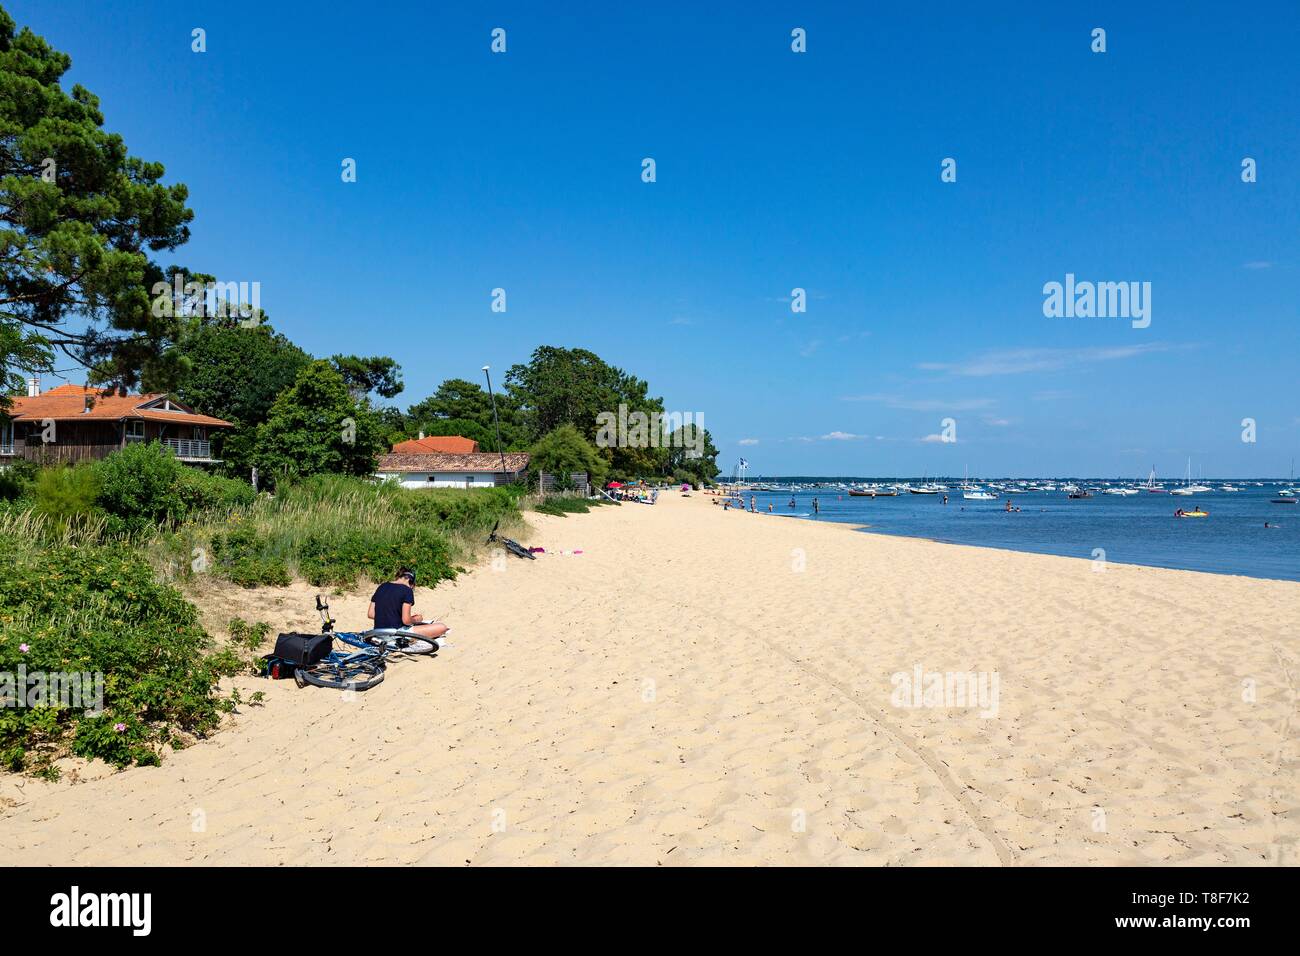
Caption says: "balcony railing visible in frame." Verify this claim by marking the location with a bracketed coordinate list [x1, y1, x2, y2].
[0, 443, 14, 456]
[162, 438, 212, 460]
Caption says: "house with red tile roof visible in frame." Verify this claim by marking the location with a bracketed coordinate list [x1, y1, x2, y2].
[390, 435, 480, 455]
[375, 450, 530, 488]
[1, 380, 233, 465]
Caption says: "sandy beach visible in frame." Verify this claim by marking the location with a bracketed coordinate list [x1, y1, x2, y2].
[1, 493, 1296, 866]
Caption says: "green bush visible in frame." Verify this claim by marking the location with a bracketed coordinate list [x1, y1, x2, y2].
[209, 526, 291, 587]
[0, 460, 37, 501]
[538, 496, 592, 514]
[528, 424, 608, 487]
[31, 466, 101, 532]
[0, 534, 244, 773]
[92, 441, 186, 536]
[176, 467, 256, 514]
[297, 524, 455, 588]
[184, 475, 508, 588]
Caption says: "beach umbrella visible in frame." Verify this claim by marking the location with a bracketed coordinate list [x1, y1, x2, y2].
[607, 481, 623, 488]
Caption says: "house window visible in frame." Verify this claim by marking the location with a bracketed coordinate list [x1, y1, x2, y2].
[124, 420, 145, 442]
[465, 474, 475, 484]
[1, 419, 12, 454]
[192, 426, 205, 440]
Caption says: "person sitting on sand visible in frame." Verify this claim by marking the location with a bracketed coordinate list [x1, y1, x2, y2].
[369, 569, 448, 642]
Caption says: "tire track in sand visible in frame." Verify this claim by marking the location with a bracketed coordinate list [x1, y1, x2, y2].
[713, 608, 1016, 866]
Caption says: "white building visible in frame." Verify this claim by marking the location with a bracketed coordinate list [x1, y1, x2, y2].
[375, 451, 530, 489]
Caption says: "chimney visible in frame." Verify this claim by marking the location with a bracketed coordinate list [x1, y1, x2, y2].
[26, 377, 40, 397]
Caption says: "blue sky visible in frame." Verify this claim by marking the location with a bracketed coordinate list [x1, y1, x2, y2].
[15, 0, 1300, 477]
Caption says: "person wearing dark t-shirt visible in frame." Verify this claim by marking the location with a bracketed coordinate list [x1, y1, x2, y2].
[368, 569, 449, 643]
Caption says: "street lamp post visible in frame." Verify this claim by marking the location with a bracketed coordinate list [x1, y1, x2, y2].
[482, 365, 510, 481]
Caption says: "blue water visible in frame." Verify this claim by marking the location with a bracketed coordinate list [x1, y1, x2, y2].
[737, 481, 1299, 582]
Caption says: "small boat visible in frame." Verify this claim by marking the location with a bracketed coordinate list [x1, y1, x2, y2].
[847, 489, 874, 497]
[1144, 467, 1165, 493]
[1175, 508, 1208, 518]
[1067, 490, 1093, 499]
[962, 491, 996, 500]
[1171, 457, 1204, 495]
[908, 486, 938, 495]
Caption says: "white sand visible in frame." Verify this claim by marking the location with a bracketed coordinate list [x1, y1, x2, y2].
[1, 493, 1296, 865]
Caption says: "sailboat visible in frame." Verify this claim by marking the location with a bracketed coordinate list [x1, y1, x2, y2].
[1169, 458, 1195, 496]
[1187, 462, 1213, 494]
[1144, 467, 1165, 493]
[1273, 459, 1297, 504]
[960, 466, 995, 499]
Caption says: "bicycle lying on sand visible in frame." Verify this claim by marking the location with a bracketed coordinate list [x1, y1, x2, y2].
[488, 519, 535, 560]
[290, 596, 438, 691]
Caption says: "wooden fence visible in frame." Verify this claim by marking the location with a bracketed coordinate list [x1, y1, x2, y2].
[537, 472, 589, 496]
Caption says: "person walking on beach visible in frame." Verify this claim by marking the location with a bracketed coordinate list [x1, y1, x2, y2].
[750, 495, 756, 513]
[812, 496, 820, 515]
[767, 502, 773, 513]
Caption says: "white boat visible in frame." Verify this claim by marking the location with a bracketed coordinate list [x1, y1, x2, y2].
[1170, 458, 1203, 495]
[962, 490, 997, 500]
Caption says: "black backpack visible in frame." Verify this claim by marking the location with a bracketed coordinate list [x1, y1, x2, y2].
[271, 632, 333, 667]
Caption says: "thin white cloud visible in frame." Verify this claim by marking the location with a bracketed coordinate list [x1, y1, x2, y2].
[919, 433, 947, 443]
[1242, 261, 1274, 270]
[798, 339, 822, 358]
[841, 392, 996, 412]
[738, 438, 759, 446]
[786, 431, 871, 443]
[918, 344, 1178, 377]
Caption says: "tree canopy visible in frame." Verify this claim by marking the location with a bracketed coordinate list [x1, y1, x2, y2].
[0, 6, 195, 401]
[404, 377, 527, 452]
[330, 354, 404, 400]
[251, 361, 386, 483]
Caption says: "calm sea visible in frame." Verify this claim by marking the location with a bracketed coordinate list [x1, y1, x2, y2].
[734, 480, 1299, 582]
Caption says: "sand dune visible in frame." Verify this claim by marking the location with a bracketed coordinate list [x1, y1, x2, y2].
[1, 493, 1296, 865]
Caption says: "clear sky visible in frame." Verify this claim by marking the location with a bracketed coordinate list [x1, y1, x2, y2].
[15, 0, 1300, 477]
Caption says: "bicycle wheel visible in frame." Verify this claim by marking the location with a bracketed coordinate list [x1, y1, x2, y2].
[506, 538, 536, 560]
[367, 633, 438, 655]
[298, 660, 385, 691]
